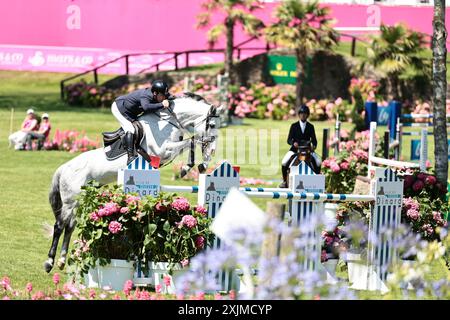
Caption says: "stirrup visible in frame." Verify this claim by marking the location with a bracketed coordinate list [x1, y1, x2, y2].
[126, 153, 138, 166]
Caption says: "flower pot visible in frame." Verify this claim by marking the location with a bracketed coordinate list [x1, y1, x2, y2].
[94, 259, 135, 291]
[343, 250, 364, 284]
[323, 203, 339, 232]
[84, 267, 100, 289]
[148, 262, 184, 294]
[323, 258, 339, 275]
[322, 258, 339, 284]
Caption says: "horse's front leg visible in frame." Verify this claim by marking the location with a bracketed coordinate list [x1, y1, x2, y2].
[180, 138, 195, 178]
[162, 139, 194, 177]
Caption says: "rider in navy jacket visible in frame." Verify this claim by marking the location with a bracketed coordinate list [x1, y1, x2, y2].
[280, 105, 319, 187]
[111, 80, 173, 165]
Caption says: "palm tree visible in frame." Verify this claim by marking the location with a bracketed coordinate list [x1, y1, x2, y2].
[432, 0, 448, 185]
[264, 0, 339, 106]
[361, 24, 430, 101]
[196, 0, 264, 78]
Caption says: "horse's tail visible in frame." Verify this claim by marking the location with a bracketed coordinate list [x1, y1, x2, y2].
[49, 166, 63, 219]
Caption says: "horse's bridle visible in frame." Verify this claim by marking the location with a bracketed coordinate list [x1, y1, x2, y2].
[156, 102, 219, 168]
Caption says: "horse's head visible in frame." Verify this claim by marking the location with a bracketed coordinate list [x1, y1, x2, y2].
[170, 95, 225, 173]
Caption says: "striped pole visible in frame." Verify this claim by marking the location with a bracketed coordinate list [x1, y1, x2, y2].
[402, 131, 434, 136]
[161, 185, 199, 193]
[402, 113, 450, 119]
[402, 122, 450, 127]
[243, 191, 375, 202]
[240, 187, 290, 193]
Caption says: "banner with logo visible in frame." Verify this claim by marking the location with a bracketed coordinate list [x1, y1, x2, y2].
[267, 55, 312, 85]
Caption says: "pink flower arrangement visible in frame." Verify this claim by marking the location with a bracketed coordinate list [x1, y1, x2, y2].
[163, 276, 171, 287]
[194, 205, 207, 216]
[125, 195, 140, 206]
[52, 273, 60, 286]
[108, 221, 122, 234]
[172, 197, 190, 211]
[412, 180, 424, 192]
[123, 280, 133, 296]
[181, 259, 189, 267]
[349, 77, 379, 102]
[400, 169, 449, 240]
[71, 184, 214, 284]
[44, 129, 99, 152]
[90, 212, 100, 221]
[195, 236, 205, 249]
[181, 215, 198, 229]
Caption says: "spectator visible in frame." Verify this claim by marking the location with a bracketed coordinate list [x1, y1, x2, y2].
[25, 113, 52, 150]
[8, 108, 39, 150]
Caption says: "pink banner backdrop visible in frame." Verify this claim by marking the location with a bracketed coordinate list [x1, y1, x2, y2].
[0, 0, 446, 74]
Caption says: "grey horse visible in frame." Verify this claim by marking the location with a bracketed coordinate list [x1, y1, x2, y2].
[44, 96, 223, 272]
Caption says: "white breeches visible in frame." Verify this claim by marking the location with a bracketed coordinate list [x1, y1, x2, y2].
[281, 150, 322, 167]
[111, 102, 135, 134]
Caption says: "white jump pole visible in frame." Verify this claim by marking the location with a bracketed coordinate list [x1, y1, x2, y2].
[369, 121, 421, 176]
[244, 191, 375, 202]
[419, 128, 428, 172]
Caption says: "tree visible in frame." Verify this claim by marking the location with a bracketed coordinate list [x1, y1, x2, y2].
[196, 0, 264, 78]
[361, 24, 430, 101]
[264, 0, 338, 106]
[432, 0, 448, 185]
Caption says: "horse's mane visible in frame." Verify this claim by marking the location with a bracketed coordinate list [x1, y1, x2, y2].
[176, 92, 209, 104]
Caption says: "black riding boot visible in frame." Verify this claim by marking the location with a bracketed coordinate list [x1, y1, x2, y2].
[279, 165, 289, 188]
[124, 132, 137, 165]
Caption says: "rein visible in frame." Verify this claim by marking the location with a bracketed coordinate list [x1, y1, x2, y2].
[152, 99, 218, 168]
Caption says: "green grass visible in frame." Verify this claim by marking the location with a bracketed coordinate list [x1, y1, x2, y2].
[0, 70, 448, 297]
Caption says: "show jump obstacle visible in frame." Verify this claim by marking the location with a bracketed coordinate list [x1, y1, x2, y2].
[118, 121, 406, 292]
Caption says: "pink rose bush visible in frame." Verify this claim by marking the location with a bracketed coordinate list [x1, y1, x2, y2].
[349, 77, 379, 102]
[400, 169, 449, 240]
[68, 182, 214, 279]
[44, 129, 99, 153]
[139, 193, 214, 274]
[63, 79, 129, 108]
[68, 182, 145, 278]
[227, 82, 297, 120]
[321, 130, 377, 193]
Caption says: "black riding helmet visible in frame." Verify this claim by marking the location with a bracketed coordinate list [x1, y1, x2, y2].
[298, 104, 310, 116]
[151, 80, 169, 97]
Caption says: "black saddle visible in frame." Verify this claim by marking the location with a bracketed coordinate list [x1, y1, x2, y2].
[288, 143, 321, 174]
[102, 122, 147, 161]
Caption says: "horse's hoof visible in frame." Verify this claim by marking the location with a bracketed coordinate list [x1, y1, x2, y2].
[180, 168, 188, 178]
[44, 261, 53, 273]
[198, 163, 207, 173]
[57, 259, 65, 270]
